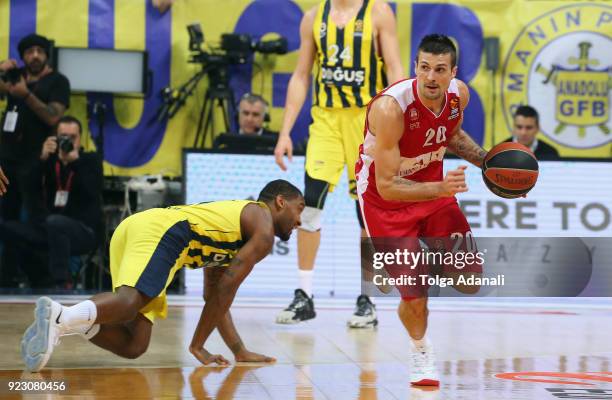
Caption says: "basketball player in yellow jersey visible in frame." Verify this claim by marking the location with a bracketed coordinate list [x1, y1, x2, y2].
[274, 0, 403, 327]
[21, 180, 304, 372]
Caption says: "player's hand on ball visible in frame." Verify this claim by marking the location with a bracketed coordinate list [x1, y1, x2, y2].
[438, 165, 468, 197]
[274, 135, 293, 171]
[190, 346, 230, 366]
[234, 349, 277, 363]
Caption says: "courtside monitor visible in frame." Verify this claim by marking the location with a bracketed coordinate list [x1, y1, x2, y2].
[54, 47, 148, 95]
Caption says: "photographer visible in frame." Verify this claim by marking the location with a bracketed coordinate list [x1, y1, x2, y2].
[0, 116, 103, 288]
[0, 33, 70, 225]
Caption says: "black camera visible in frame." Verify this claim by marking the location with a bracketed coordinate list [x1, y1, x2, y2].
[57, 135, 74, 153]
[221, 33, 288, 58]
[187, 23, 288, 65]
[157, 24, 288, 121]
[0, 68, 22, 85]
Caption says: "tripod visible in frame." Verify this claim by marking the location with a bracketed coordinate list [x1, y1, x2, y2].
[88, 99, 107, 159]
[156, 62, 236, 149]
[192, 66, 236, 148]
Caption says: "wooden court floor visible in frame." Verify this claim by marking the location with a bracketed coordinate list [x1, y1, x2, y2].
[1, 300, 612, 399]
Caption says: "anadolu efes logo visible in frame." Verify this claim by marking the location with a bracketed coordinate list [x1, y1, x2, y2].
[501, 4, 612, 149]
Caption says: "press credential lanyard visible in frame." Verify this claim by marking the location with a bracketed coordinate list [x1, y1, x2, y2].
[54, 161, 74, 208]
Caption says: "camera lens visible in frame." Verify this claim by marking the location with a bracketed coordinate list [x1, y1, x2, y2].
[0, 68, 22, 84]
[58, 135, 74, 153]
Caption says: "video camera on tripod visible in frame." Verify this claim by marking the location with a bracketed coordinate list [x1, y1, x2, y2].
[187, 23, 288, 65]
[157, 23, 287, 148]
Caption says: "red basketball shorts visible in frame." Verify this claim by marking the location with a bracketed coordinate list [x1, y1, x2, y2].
[360, 198, 483, 300]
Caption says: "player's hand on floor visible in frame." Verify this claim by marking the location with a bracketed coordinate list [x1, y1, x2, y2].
[234, 349, 277, 363]
[438, 165, 468, 197]
[190, 347, 230, 366]
[274, 135, 293, 171]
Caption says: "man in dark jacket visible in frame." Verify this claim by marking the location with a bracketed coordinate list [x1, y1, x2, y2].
[0, 33, 70, 287]
[0, 116, 103, 288]
[0, 33, 71, 221]
[504, 105, 560, 160]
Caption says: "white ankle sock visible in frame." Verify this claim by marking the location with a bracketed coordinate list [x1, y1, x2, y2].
[298, 269, 314, 297]
[412, 337, 428, 353]
[60, 300, 97, 332]
[81, 324, 100, 340]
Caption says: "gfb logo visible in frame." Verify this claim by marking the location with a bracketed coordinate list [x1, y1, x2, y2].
[321, 66, 366, 87]
[501, 4, 612, 149]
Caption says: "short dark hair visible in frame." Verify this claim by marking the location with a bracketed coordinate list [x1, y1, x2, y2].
[18, 33, 51, 59]
[57, 115, 82, 135]
[239, 93, 269, 114]
[416, 34, 457, 68]
[514, 105, 540, 126]
[258, 180, 303, 203]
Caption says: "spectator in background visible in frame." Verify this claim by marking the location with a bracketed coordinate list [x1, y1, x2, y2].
[0, 116, 103, 289]
[504, 105, 559, 160]
[213, 93, 278, 152]
[0, 33, 70, 287]
[237, 93, 276, 137]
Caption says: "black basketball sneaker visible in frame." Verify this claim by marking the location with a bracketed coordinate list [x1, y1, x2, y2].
[276, 289, 316, 324]
[347, 294, 378, 328]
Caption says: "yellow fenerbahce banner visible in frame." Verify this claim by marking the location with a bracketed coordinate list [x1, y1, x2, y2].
[0, 1, 610, 176]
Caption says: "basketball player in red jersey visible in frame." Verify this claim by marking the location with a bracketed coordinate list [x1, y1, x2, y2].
[356, 34, 487, 386]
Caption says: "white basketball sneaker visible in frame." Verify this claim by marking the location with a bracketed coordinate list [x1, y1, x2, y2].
[22, 297, 65, 372]
[409, 341, 440, 386]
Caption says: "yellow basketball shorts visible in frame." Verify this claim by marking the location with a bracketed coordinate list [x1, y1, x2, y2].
[110, 208, 191, 323]
[305, 106, 366, 199]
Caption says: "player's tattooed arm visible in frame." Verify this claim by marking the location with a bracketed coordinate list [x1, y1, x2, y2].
[229, 339, 245, 354]
[391, 177, 438, 200]
[190, 204, 274, 363]
[23, 95, 65, 127]
[370, 96, 446, 202]
[204, 267, 249, 358]
[448, 80, 486, 167]
[448, 130, 487, 168]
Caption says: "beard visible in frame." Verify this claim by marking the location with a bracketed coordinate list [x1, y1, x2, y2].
[278, 231, 291, 241]
[26, 60, 44, 75]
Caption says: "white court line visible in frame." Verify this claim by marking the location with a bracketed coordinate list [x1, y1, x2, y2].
[1, 295, 611, 313]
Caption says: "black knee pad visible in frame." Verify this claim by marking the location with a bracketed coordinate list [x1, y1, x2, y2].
[304, 172, 329, 209]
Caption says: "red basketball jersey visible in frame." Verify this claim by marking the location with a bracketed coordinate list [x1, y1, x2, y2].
[356, 78, 462, 210]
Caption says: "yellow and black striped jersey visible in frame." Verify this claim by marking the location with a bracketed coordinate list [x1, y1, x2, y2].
[163, 200, 267, 269]
[313, 0, 386, 108]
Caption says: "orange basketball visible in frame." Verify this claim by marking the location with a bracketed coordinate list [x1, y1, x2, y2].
[482, 142, 539, 199]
